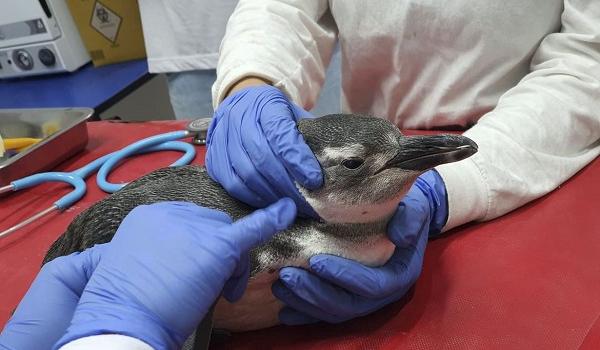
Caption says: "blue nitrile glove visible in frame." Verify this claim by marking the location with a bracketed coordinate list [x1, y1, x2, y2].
[0, 245, 106, 350]
[206, 85, 322, 217]
[273, 170, 448, 324]
[54, 199, 296, 350]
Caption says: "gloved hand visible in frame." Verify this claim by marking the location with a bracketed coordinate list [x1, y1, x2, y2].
[0, 245, 106, 350]
[206, 85, 322, 217]
[54, 199, 296, 350]
[273, 170, 448, 324]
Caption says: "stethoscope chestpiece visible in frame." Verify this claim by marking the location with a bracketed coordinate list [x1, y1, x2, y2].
[187, 117, 213, 145]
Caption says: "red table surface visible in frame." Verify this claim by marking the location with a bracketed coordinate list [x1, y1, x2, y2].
[1, 120, 599, 349]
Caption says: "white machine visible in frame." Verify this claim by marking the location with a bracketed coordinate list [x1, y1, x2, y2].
[0, 0, 90, 79]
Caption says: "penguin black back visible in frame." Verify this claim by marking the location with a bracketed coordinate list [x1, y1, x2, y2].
[44, 166, 254, 264]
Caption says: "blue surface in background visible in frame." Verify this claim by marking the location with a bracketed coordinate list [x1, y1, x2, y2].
[0, 59, 149, 110]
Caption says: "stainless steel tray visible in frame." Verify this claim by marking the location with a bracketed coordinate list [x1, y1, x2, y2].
[0, 108, 93, 186]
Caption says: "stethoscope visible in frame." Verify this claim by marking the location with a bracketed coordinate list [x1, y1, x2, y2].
[0, 117, 212, 239]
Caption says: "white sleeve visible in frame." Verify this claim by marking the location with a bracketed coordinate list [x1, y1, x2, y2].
[212, 0, 337, 108]
[436, 0, 600, 231]
[58, 334, 154, 350]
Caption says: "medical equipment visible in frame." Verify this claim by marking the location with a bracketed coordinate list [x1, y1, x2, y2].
[0, 108, 93, 185]
[188, 117, 212, 145]
[0, 0, 90, 79]
[0, 117, 212, 239]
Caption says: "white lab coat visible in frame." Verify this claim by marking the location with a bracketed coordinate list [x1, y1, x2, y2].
[137, 0, 238, 73]
[59, 335, 152, 349]
[214, 0, 600, 231]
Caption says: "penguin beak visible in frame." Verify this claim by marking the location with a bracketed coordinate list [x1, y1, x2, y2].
[384, 134, 478, 171]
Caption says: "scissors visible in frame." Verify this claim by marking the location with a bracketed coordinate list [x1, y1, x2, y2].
[0, 118, 212, 239]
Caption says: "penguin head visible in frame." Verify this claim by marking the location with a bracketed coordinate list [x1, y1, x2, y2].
[297, 114, 478, 224]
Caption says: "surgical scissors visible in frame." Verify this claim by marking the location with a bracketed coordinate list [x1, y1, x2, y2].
[0, 118, 211, 239]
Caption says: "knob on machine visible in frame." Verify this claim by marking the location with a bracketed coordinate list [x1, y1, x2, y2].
[12, 50, 34, 71]
[38, 48, 56, 67]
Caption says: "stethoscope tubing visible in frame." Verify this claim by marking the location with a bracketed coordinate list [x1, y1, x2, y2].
[96, 130, 194, 193]
[0, 128, 198, 239]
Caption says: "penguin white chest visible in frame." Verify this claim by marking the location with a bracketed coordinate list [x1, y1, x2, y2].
[297, 228, 396, 267]
[212, 230, 395, 331]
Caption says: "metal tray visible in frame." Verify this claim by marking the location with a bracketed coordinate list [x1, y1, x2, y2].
[0, 108, 93, 186]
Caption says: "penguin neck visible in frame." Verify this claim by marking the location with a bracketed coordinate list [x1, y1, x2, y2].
[298, 187, 402, 225]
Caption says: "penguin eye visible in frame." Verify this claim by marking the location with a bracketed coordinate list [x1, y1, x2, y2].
[341, 158, 364, 170]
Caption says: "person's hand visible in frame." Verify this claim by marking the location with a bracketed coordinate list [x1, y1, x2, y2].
[206, 84, 322, 217]
[54, 199, 296, 350]
[0, 245, 106, 350]
[273, 170, 448, 324]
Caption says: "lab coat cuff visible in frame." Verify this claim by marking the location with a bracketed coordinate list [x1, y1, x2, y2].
[435, 157, 489, 232]
[213, 62, 302, 109]
[58, 334, 154, 350]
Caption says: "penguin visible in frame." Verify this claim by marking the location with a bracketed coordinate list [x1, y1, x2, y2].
[43, 114, 477, 338]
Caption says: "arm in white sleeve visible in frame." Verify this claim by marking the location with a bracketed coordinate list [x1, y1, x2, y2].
[213, 0, 337, 108]
[58, 335, 153, 350]
[436, 0, 600, 230]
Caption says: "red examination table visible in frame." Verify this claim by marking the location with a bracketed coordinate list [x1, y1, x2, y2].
[1, 120, 598, 349]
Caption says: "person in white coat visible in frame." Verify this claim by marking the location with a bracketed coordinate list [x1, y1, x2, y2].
[206, 0, 600, 326]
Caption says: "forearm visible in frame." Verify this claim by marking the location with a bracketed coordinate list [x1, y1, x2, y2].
[213, 0, 336, 108]
[437, 0, 600, 230]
